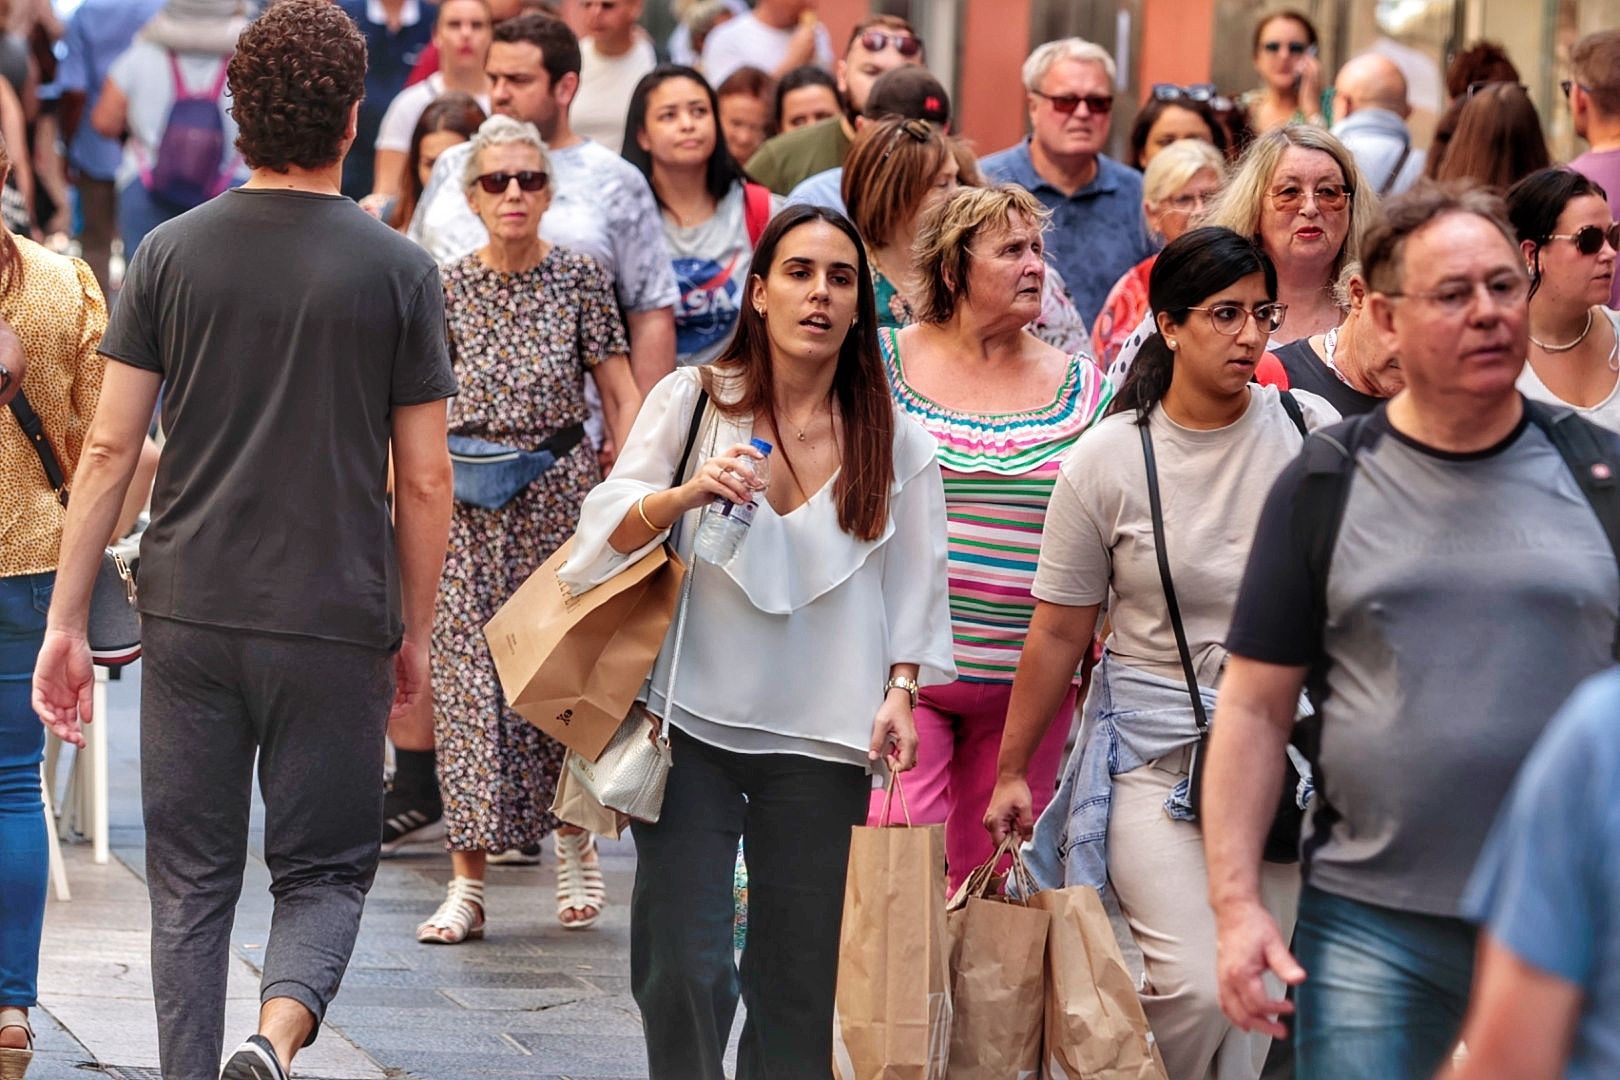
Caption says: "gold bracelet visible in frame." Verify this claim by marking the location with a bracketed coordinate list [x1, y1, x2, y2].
[636, 494, 667, 532]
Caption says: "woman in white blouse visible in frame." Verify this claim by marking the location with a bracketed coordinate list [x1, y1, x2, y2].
[562, 203, 954, 1078]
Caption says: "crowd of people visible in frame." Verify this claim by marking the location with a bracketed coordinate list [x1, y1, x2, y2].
[2, 1, 1620, 1079]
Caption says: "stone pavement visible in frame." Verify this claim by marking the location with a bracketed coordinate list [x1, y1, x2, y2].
[29, 662, 711, 1080]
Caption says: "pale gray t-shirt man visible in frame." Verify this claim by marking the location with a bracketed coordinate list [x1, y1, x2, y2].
[1226, 403, 1620, 916]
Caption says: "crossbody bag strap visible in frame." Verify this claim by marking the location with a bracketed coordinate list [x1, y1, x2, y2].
[1139, 413, 1209, 733]
[655, 383, 713, 744]
[7, 390, 70, 506]
[1378, 130, 1413, 197]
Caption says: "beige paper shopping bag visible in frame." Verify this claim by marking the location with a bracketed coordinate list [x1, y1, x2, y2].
[1029, 884, 1168, 1080]
[484, 537, 684, 761]
[945, 838, 1049, 1079]
[832, 778, 952, 1080]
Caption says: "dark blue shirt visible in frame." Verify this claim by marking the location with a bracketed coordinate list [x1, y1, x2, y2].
[55, 0, 165, 179]
[338, 0, 433, 199]
[979, 140, 1154, 326]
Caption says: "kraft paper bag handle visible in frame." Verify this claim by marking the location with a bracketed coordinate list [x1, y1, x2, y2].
[948, 835, 1037, 911]
[876, 770, 913, 828]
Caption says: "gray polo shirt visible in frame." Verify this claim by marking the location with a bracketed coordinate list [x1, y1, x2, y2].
[1226, 403, 1620, 917]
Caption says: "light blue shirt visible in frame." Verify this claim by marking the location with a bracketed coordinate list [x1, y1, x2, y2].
[785, 166, 846, 215]
[55, 0, 165, 179]
[1331, 107, 1425, 197]
[1464, 667, 1620, 1080]
[978, 141, 1154, 326]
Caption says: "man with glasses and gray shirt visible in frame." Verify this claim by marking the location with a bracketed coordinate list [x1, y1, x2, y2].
[1202, 185, 1620, 1080]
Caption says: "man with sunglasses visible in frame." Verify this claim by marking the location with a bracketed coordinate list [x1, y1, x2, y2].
[1205, 186, 1620, 1079]
[981, 38, 1153, 327]
[743, 13, 925, 195]
[1568, 30, 1620, 307]
[1330, 53, 1424, 197]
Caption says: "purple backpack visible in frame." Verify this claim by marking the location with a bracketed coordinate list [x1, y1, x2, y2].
[141, 52, 234, 209]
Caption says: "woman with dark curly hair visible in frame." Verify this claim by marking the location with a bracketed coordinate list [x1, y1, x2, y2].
[34, 2, 458, 1078]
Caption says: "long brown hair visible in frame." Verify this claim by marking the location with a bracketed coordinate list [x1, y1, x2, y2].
[0, 132, 22, 297]
[701, 205, 894, 541]
[389, 93, 486, 231]
[1432, 83, 1549, 191]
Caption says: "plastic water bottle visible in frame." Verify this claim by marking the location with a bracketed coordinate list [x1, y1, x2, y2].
[694, 438, 773, 565]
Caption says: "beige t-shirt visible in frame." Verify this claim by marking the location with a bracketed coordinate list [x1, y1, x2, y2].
[1032, 384, 1338, 686]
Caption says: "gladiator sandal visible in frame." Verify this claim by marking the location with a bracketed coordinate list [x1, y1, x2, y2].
[554, 830, 606, 930]
[416, 876, 486, 945]
[0, 1007, 33, 1080]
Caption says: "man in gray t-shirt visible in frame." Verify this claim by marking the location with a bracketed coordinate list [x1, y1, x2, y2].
[1204, 187, 1620, 1079]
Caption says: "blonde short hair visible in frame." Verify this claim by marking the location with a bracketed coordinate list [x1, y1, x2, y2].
[1022, 38, 1116, 92]
[462, 114, 550, 192]
[1142, 139, 1226, 207]
[910, 184, 1052, 325]
[1204, 124, 1375, 285]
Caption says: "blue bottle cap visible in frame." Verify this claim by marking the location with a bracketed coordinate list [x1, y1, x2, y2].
[750, 438, 774, 455]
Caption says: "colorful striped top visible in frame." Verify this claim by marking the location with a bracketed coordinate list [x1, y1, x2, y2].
[881, 327, 1114, 682]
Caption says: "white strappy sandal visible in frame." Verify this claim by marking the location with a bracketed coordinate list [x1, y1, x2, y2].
[416, 876, 486, 944]
[0, 1007, 33, 1080]
[554, 830, 606, 930]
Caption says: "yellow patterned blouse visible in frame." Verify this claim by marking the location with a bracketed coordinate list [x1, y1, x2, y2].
[1, 236, 107, 578]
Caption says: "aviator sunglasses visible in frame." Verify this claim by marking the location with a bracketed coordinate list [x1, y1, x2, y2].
[858, 29, 923, 57]
[1547, 223, 1620, 256]
[475, 170, 549, 194]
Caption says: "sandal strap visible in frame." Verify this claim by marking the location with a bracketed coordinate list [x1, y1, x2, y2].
[554, 831, 605, 914]
[418, 876, 485, 939]
[0, 1007, 31, 1047]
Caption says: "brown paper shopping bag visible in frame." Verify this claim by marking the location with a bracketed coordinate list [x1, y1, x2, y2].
[832, 777, 953, 1080]
[484, 537, 684, 761]
[1029, 884, 1168, 1080]
[945, 838, 1049, 1079]
[549, 751, 631, 838]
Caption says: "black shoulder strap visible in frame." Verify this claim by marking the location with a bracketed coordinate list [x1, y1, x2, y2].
[1378, 130, 1413, 197]
[7, 390, 70, 507]
[1523, 399, 1620, 660]
[1297, 413, 1374, 627]
[673, 386, 711, 486]
[1278, 389, 1308, 438]
[1139, 414, 1209, 733]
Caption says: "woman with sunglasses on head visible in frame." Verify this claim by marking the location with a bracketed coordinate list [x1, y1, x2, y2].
[1506, 167, 1620, 429]
[1095, 139, 1227, 367]
[1128, 85, 1227, 170]
[415, 115, 643, 946]
[986, 225, 1338, 1080]
[1243, 9, 1324, 134]
[562, 203, 952, 1078]
[624, 65, 780, 368]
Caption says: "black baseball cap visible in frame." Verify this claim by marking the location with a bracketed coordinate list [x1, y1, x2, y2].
[863, 67, 952, 127]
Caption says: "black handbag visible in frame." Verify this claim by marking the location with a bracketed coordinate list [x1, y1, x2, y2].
[1139, 416, 1303, 864]
[9, 391, 142, 666]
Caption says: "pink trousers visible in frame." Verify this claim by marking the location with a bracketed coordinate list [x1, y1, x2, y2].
[869, 679, 1079, 891]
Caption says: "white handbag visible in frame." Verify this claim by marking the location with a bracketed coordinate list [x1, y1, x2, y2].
[563, 518, 699, 823]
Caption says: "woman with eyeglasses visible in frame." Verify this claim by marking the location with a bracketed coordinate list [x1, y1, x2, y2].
[1243, 9, 1324, 134]
[1127, 85, 1228, 170]
[1506, 167, 1620, 429]
[1206, 125, 1373, 346]
[623, 65, 780, 368]
[1095, 139, 1227, 367]
[1429, 82, 1550, 191]
[986, 225, 1338, 1080]
[415, 115, 643, 946]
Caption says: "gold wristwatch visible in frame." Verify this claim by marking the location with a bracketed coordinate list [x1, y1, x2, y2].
[884, 675, 920, 709]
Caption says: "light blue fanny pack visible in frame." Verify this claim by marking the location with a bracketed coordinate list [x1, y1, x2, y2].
[448, 423, 584, 509]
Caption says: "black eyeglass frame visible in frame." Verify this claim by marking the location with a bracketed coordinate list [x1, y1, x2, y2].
[474, 170, 550, 194]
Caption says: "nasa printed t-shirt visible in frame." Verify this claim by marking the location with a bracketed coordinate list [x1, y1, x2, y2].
[666, 182, 780, 366]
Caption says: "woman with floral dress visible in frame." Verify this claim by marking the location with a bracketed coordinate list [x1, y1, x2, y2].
[415, 115, 642, 944]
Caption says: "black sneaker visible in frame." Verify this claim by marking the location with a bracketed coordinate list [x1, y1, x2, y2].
[487, 843, 542, 866]
[220, 1035, 288, 1080]
[381, 785, 445, 856]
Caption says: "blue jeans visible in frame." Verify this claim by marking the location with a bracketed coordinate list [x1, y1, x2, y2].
[0, 572, 50, 1007]
[1294, 884, 1476, 1079]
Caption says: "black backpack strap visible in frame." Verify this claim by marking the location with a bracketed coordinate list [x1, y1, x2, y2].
[1523, 399, 1620, 660]
[1139, 414, 1209, 733]
[1278, 389, 1308, 438]
[7, 390, 70, 507]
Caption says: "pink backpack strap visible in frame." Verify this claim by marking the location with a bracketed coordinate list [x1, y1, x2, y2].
[168, 50, 232, 101]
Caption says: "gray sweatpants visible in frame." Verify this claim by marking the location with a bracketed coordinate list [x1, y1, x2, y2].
[139, 615, 394, 1080]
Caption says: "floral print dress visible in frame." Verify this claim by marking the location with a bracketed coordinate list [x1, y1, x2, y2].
[434, 247, 629, 852]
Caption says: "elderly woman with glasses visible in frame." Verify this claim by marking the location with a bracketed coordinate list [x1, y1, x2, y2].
[415, 115, 643, 946]
[1095, 139, 1227, 367]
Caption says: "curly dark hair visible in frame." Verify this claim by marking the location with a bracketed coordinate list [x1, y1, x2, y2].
[228, 0, 367, 172]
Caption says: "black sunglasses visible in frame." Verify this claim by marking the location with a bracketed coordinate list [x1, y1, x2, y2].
[1547, 223, 1620, 256]
[1467, 80, 1527, 99]
[1032, 90, 1113, 115]
[858, 29, 923, 58]
[1261, 41, 1308, 56]
[475, 170, 549, 194]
